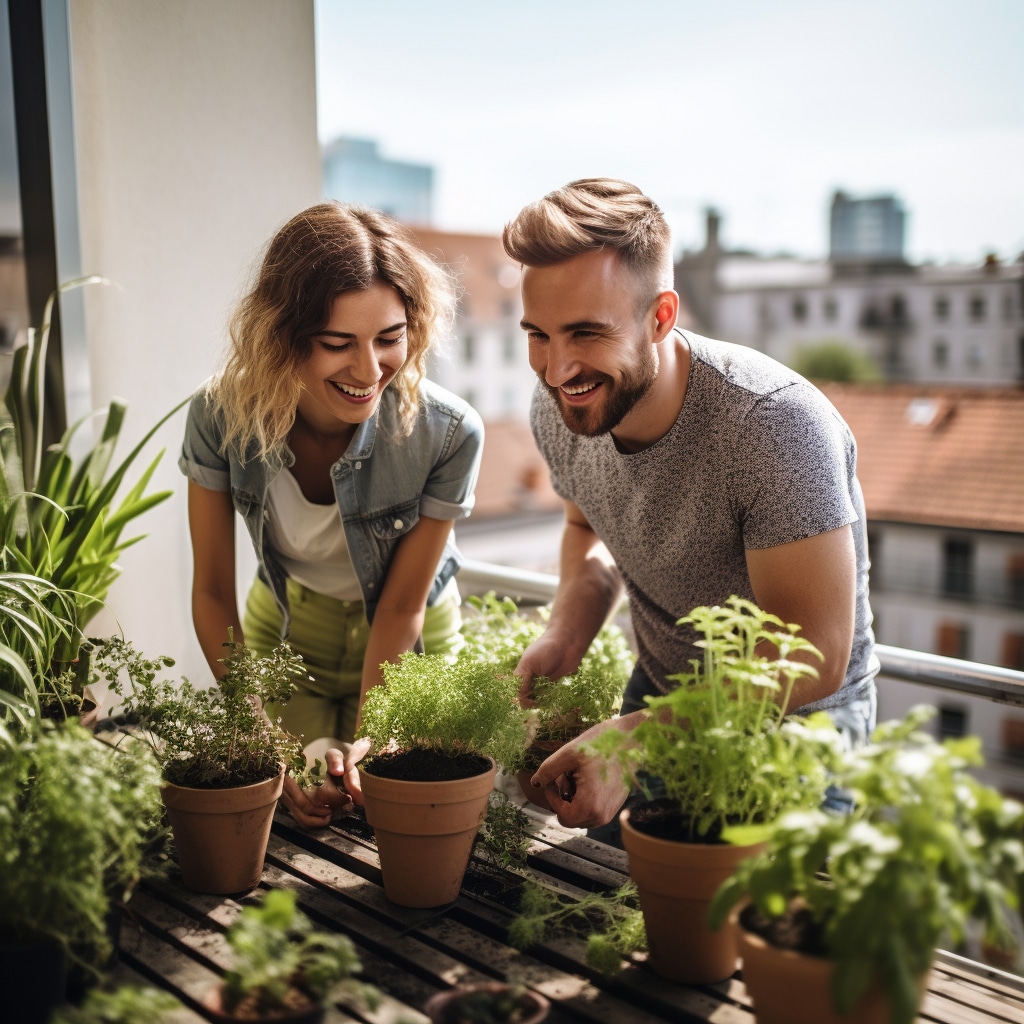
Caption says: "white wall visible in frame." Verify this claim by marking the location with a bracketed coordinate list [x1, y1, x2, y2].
[66, 0, 321, 681]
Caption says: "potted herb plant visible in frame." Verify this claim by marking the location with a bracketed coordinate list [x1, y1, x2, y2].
[423, 981, 550, 1024]
[0, 720, 166, 1024]
[460, 593, 632, 810]
[356, 649, 529, 908]
[202, 888, 379, 1023]
[0, 278, 186, 716]
[102, 633, 307, 894]
[709, 705, 1024, 1024]
[50, 984, 183, 1023]
[585, 596, 842, 983]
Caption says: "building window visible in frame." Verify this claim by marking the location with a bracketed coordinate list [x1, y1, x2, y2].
[938, 704, 968, 739]
[1008, 554, 1024, 609]
[937, 621, 970, 659]
[890, 294, 907, 324]
[942, 538, 973, 598]
[933, 295, 950, 321]
[792, 296, 807, 323]
[1002, 634, 1024, 670]
[462, 332, 475, 364]
[503, 332, 518, 364]
[969, 295, 986, 322]
[932, 339, 948, 368]
[823, 296, 838, 322]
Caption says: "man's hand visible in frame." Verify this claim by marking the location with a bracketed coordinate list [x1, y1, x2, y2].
[514, 631, 583, 707]
[529, 713, 643, 829]
[278, 773, 351, 829]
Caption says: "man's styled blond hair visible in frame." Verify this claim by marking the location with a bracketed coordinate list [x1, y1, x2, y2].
[502, 178, 674, 308]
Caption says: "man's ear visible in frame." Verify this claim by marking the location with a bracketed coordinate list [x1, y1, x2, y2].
[652, 291, 679, 341]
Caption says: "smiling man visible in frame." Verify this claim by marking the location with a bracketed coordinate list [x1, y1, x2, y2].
[502, 179, 879, 835]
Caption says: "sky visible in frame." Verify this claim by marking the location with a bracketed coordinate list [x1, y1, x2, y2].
[315, 0, 1024, 265]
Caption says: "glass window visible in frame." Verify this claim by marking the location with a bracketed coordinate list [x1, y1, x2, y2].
[969, 295, 986, 322]
[933, 295, 949, 321]
[942, 539, 973, 598]
[932, 339, 948, 368]
[792, 296, 807, 323]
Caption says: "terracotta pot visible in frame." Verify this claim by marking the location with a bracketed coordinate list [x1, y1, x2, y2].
[424, 982, 550, 1024]
[160, 769, 284, 894]
[202, 984, 325, 1022]
[737, 917, 904, 1024]
[620, 808, 762, 983]
[517, 738, 569, 811]
[360, 758, 497, 908]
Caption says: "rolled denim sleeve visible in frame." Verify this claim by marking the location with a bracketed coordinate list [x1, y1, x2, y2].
[420, 403, 484, 521]
[178, 385, 230, 492]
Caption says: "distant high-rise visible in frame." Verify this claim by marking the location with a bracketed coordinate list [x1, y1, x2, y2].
[322, 137, 433, 225]
[829, 191, 906, 262]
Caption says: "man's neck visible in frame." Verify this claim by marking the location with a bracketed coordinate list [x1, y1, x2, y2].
[611, 331, 691, 453]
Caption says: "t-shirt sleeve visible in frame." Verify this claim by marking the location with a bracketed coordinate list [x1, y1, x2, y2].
[419, 402, 485, 521]
[177, 387, 230, 492]
[737, 384, 858, 550]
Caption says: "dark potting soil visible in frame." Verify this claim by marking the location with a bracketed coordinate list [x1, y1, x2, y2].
[363, 748, 491, 782]
[740, 901, 830, 958]
[628, 798, 728, 844]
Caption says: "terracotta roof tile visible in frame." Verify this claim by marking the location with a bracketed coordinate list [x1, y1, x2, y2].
[819, 383, 1024, 534]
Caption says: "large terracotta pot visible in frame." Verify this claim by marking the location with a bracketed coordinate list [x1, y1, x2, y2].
[620, 808, 762, 983]
[160, 769, 284, 894]
[360, 758, 497, 908]
[202, 983, 324, 1023]
[737, 917, 904, 1024]
[424, 982, 550, 1024]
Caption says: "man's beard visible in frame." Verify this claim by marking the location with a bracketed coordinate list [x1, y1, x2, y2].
[545, 344, 657, 437]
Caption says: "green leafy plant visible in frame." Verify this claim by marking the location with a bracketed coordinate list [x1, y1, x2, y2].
[508, 879, 646, 977]
[586, 596, 842, 841]
[0, 720, 165, 971]
[357, 649, 528, 770]
[476, 790, 532, 873]
[461, 592, 632, 768]
[0, 277, 187, 703]
[709, 706, 1024, 1024]
[102, 632, 307, 788]
[50, 984, 182, 1023]
[219, 888, 379, 1017]
[426, 982, 543, 1024]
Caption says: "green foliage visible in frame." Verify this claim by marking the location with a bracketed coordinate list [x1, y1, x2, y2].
[102, 633, 307, 788]
[222, 888, 379, 1014]
[587, 597, 842, 840]
[475, 790, 531, 873]
[709, 706, 1024, 1024]
[507, 879, 646, 977]
[790, 341, 881, 383]
[431, 983, 539, 1024]
[358, 649, 528, 769]
[49, 984, 182, 1023]
[0, 721, 165, 970]
[0, 569, 80, 735]
[462, 592, 631, 760]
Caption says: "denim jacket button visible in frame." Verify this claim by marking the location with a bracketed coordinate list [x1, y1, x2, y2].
[394, 519, 403, 529]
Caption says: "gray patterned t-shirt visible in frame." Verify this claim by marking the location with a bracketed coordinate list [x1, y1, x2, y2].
[530, 331, 877, 713]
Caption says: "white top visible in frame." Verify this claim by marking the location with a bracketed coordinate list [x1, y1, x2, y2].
[264, 469, 363, 601]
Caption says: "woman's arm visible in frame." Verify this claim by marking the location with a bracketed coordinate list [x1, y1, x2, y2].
[187, 479, 242, 678]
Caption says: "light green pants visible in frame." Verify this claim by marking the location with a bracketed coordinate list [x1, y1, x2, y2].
[243, 576, 462, 745]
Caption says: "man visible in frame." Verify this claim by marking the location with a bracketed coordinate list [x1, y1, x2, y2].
[502, 178, 878, 833]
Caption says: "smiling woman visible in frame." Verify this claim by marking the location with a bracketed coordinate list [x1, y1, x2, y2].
[178, 202, 484, 828]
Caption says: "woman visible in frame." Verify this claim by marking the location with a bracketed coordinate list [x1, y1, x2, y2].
[179, 202, 483, 826]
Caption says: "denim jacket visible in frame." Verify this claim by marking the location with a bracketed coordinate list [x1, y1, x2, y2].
[179, 378, 484, 634]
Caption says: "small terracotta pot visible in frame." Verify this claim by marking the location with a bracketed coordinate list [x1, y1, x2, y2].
[424, 983, 550, 1024]
[517, 738, 568, 811]
[620, 808, 762, 983]
[202, 984, 325, 1023]
[737, 917, 903, 1024]
[360, 758, 497, 908]
[160, 769, 284, 894]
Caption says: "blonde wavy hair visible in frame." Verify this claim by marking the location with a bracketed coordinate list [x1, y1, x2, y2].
[502, 178, 673, 313]
[211, 202, 455, 459]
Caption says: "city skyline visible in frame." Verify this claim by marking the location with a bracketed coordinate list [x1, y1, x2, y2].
[315, 0, 1024, 266]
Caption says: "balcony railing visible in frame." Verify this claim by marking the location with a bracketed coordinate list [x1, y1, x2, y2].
[459, 559, 1024, 709]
